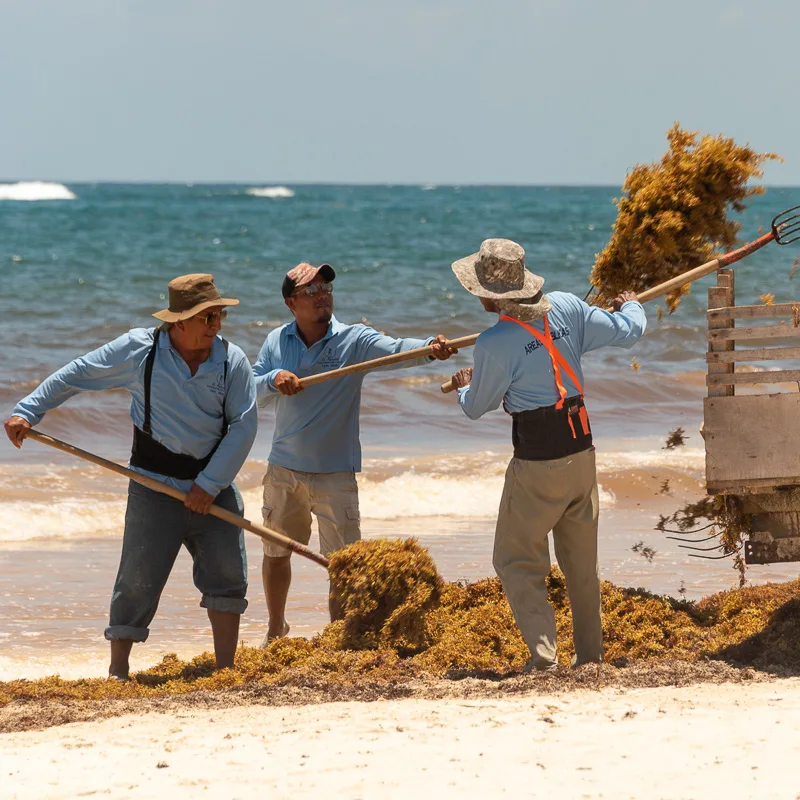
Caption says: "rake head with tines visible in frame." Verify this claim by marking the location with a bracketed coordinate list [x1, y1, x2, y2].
[773, 205, 800, 245]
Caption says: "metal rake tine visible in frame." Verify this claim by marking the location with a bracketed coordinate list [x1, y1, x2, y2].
[678, 543, 727, 552]
[688, 546, 742, 561]
[666, 533, 721, 544]
[658, 522, 716, 534]
[777, 223, 800, 246]
[582, 285, 600, 303]
[773, 205, 800, 245]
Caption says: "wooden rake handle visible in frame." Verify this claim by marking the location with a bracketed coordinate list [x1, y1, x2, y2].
[24, 429, 330, 569]
[297, 333, 480, 388]
[439, 230, 778, 394]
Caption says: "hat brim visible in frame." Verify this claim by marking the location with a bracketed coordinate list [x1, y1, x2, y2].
[152, 297, 239, 323]
[451, 253, 545, 300]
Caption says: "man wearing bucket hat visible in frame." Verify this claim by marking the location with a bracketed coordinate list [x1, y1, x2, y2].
[4, 274, 258, 679]
[252, 262, 456, 644]
[446, 239, 646, 672]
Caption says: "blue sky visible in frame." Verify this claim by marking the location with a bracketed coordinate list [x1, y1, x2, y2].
[1, 0, 796, 184]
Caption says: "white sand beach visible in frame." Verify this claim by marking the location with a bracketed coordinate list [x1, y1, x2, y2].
[3, 677, 799, 799]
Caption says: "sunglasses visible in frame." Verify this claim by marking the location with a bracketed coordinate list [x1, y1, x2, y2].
[194, 310, 228, 326]
[293, 281, 333, 298]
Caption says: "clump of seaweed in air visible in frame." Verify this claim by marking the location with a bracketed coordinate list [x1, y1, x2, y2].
[664, 427, 687, 450]
[589, 124, 780, 310]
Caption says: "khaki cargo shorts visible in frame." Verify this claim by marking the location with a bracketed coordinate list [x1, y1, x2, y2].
[261, 462, 361, 558]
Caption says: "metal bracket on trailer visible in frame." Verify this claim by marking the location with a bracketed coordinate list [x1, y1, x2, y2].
[745, 534, 800, 564]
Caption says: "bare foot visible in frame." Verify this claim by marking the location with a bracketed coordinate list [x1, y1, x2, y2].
[260, 620, 290, 648]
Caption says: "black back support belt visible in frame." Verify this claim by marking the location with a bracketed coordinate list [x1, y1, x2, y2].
[511, 396, 593, 461]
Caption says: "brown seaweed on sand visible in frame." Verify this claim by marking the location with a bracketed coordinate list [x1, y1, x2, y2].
[327, 538, 444, 653]
[589, 124, 780, 309]
[3, 540, 800, 713]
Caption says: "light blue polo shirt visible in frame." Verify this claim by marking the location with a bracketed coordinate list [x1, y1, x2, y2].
[458, 292, 647, 419]
[253, 315, 434, 473]
[13, 327, 258, 496]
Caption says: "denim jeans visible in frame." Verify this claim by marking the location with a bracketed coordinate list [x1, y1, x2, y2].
[105, 480, 248, 642]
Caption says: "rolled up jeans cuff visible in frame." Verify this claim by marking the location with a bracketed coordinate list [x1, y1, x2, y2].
[104, 625, 149, 643]
[201, 595, 248, 614]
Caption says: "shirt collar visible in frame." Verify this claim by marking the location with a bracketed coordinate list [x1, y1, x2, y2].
[286, 314, 342, 344]
[157, 326, 227, 364]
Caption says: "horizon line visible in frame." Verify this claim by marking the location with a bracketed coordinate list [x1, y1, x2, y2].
[2, 179, 800, 189]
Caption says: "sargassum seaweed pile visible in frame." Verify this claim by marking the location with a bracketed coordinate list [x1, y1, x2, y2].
[2, 538, 800, 707]
[590, 123, 780, 310]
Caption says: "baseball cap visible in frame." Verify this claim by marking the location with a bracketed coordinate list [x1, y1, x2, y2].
[281, 263, 336, 299]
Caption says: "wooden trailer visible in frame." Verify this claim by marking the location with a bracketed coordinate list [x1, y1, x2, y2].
[703, 268, 800, 564]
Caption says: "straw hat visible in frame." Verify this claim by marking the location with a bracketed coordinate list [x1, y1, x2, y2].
[153, 274, 239, 323]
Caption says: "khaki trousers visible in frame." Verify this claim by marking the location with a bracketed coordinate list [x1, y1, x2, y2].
[493, 448, 602, 669]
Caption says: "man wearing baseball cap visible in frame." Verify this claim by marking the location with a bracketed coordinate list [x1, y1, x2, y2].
[4, 274, 258, 679]
[253, 262, 456, 644]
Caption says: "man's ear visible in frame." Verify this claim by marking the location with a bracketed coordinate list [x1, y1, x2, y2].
[285, 297, 296, 316]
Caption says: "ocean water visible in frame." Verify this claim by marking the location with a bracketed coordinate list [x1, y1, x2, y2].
[3, 181, 799, 454]
[1, 181, 799, 678]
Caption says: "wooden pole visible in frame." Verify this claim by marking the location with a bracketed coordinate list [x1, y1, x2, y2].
[24, 430, 330, 569]
[297, 333, 480, 388]
[296, 230, 776, 395]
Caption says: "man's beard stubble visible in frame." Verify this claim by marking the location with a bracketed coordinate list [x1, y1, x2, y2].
[315, 304, 333, 324]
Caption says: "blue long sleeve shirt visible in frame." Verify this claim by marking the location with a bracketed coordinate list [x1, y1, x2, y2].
[458, 291, 646, 419]
[253, 315, 434, 473]
[13, 328, 258, 496]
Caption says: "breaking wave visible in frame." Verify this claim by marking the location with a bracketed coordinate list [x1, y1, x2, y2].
[0, 181, 77, 201]
[246, 186, 295, 199]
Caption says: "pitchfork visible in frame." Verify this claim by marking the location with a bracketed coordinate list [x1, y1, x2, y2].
[438, 205, 800, 393]
[584, 204, 800, 306]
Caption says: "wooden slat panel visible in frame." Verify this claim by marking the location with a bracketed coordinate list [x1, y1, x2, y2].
[708, 325, 800, 342]
[706, 370, 800, 386]
[706, 346, 800, 364]
[705, 394, 800, 486]
[708, 477, 800, 493]
[707, 302, 800, 320]
[707, 272, 734, 398]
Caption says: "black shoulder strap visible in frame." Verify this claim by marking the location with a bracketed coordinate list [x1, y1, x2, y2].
[221, 337, 230, 433]
[142, 328, 161, 436]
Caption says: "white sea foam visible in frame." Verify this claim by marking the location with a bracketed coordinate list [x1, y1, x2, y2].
[0, 499, 125, 542]
[0, 181, 76, 201]
[0, 476, 613, 543]
[246, 186, 295, 199]
[0, 445, 702, 542]
[242, 477, 616, 522]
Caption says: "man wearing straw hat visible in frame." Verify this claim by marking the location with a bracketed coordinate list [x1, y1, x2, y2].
[253, 262, 456, 645]
[446, 239, 645, 672]
[4, 274, 258, 680]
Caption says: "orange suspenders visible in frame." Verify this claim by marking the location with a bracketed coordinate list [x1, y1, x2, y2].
[499, 314, 590, 439]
